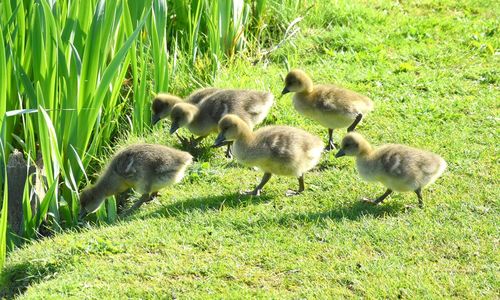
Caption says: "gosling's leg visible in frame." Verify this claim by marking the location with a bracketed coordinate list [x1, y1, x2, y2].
[225, 142, 233, 159]
[298, 174, 305, 192]
[243, 173, 272, 196]
[325, 129, 336, 151]
[415, 188, 423, 208]
[121, 193, 151, 216]
[134, 193, 152, 209]
[362, 189, 392, 205]
[347, 113, 363, 132]
[285, 174, 305, 197]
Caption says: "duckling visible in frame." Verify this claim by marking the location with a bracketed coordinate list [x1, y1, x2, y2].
[282, 69, 374, 151]
[151, 88, 220, 125]
[79, 144, 192, 218]
[213, 114, 324, 196]
[335, 132, 446, 207]
[170, 89, 274, 158]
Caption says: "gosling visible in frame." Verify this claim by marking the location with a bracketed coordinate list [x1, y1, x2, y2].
[170, 89, 274, 157]
[213, 114, 324, 196]
[79, 144, 192, 217]
[151, 88, 220, 125]
[335, 132, 446, 207]
[282, 69, 374, 151]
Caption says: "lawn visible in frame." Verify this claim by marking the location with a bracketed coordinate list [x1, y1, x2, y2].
[1, 0, 499, 298]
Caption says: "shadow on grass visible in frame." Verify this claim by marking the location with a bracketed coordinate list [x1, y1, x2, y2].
[272, 200, 405, 226]
[135, 189, 405, 225]
[140, 192, 273, 219]
[0, 259, 62, 299]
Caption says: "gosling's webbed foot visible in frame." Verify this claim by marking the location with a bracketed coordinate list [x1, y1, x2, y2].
[363, 189, 392, 205]
[241, 189, 261, 196]
[146, 192, 159, 202]
[242, 173, 271, 197]
[177, 134, 189, 145]
[189, 135, 203, 145]
[325, 129, 337, 151]
[178, 134, 203, 148]
[361, 197, 379, 205]
[324, 142, 337, 152]
[285, 189, 301, 197]
[404, 204, 417, 211]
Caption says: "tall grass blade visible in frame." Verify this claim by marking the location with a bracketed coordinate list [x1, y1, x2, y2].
[0, 144, 8, 269]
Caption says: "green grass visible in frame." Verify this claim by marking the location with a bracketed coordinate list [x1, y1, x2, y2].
[1, 0, 499, 298]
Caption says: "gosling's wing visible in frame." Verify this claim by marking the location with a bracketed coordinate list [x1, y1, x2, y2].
[314, 85, 372, 114]
[378, 146, 412, 178]
[112, 151, 139, 179]
[257, 128, 296, 162]
[378, 145, 439, 181]
[242, 91, 274, 116]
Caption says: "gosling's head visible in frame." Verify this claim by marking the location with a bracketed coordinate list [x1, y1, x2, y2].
[282, 69, 313, 95]
[335, 132, 372, 158]
[213, 114, 247, 147]
[151, 93, 183, 125]
[79, 187, 102, 218]
[169, 103, 197, 134]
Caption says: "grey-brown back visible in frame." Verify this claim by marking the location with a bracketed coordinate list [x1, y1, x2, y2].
[312, 84, 373, 114]
[254, 126, 323, 159]
[374, 144, 444, 180]
[186, 88, 221, 105]
[200, 89, 274, 127]
[110, 144, 192, 181]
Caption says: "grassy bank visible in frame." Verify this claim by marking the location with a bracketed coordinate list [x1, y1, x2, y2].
[1, 0, 499, 298]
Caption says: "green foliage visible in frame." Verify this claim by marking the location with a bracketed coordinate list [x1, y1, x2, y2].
[0, 0, 303, 268]
[0, 0, 152, 246]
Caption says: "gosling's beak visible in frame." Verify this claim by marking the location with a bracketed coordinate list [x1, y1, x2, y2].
[151, 115, 160, 126]
[213, 133, 228, 148]
[335, 149, 346, 158]
[281, 87, 290, 95]
[78, 209, 87, 220]
[169, 123, 180, 134]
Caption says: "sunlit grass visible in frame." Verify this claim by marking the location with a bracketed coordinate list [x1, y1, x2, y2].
[0, 0, 497, 297]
